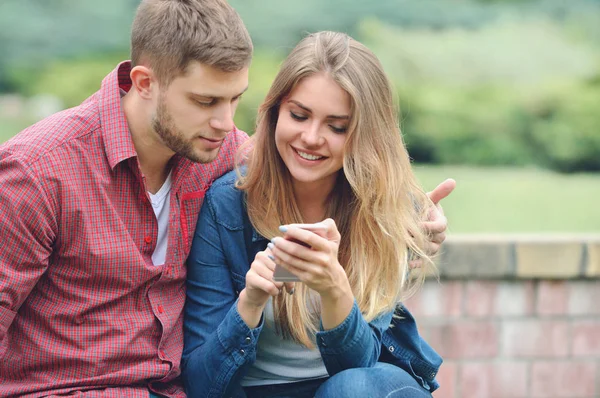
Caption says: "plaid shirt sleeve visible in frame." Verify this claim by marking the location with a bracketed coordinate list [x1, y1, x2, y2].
[0, 151, 57, 339]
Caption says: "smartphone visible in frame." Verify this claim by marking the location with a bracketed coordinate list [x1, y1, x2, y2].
[272, 223, 328, 282]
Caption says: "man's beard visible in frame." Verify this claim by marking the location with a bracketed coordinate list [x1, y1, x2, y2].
[151, 99, 220, 164]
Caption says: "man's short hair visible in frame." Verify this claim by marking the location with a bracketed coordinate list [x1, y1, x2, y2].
[131, 0, 253, 85]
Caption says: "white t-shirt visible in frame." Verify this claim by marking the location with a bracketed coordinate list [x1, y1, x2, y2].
[148, 172, 172, 266]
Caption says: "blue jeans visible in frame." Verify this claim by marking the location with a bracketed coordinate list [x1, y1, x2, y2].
[243, 362, 432, 398]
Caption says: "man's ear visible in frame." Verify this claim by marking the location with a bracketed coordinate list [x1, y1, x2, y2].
[130, 65, 156, 100]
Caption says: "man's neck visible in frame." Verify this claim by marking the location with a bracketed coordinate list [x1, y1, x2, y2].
[140, 159, 173, 194]
[122, 91, 174, 194]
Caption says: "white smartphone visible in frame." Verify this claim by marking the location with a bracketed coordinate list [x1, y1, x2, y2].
[285, 223, 328, 232]
[272, 223, 328, 282]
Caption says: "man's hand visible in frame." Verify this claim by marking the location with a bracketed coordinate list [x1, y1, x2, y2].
[410, 178, 456, 268]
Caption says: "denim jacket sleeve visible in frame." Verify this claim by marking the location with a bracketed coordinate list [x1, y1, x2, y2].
[182, 181, 259, 398]
[379, 305, 443, 392]
[316, 300, 393, 376]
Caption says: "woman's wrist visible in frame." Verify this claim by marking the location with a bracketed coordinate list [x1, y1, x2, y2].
[319, 266, 353, 301]
[237, 289, 266, 329]
[319, 279, 354, 330]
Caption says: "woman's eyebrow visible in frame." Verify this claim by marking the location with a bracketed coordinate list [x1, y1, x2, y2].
[288, 99, 349, 120]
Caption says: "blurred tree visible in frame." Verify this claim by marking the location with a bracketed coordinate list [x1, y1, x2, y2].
[526, 79, 600, 172]
[1, 0, 599, 172]
[0, 0, 135, 90]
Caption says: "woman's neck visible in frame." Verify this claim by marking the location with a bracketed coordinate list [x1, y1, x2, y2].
[292, 179, 335, 223]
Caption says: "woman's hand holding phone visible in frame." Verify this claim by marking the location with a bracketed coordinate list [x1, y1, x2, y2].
[269, 219, 350, 298]
[269, 219, 354, 329]
[238, 248, 287, 328]
[272, 222, 327, 282]
[270, 218, 354, 329]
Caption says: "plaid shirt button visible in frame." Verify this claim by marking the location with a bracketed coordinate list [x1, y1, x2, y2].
[144, 236, 153, 244]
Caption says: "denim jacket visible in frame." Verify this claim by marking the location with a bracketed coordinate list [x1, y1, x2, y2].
[182, 170, 442, 398]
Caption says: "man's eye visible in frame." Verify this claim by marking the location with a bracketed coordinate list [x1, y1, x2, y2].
[290, 112, 307, 121]
[196, 99, 215, 107]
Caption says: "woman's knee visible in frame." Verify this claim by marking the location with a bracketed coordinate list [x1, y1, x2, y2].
[315, 363, 431, 398]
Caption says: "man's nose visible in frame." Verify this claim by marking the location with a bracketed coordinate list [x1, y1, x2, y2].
[210, 103, 235, 133]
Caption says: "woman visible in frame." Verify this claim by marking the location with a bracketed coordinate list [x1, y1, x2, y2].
[182, 31, 442, 398]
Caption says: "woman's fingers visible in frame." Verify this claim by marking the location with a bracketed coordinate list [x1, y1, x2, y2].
[284, 282, 295, 295]
[280, 223, 336, 251]
[267, 220, 345, 294]
[248, 252, 283, 296]
[246, 269, 281, 296]
[256, 250, 276, 272]
[268, 238, 325, 272]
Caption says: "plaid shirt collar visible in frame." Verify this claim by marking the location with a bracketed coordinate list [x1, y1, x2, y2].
[98, 61, 138, 170]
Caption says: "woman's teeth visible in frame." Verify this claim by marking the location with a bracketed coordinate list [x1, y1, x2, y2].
[296, 150, 324, 161]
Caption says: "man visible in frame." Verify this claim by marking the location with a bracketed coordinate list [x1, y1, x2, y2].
[0, 1, 453, 397]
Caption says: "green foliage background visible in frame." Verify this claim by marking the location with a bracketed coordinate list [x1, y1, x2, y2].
[1, 0, 599, 172]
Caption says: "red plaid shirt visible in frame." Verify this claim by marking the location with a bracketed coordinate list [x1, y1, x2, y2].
[0, 62, 247, 397]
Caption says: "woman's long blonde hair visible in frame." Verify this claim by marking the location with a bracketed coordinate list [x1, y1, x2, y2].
[237, 31, 434, 348]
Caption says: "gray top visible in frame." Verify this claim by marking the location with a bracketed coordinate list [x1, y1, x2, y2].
[240, 297, 329, 386]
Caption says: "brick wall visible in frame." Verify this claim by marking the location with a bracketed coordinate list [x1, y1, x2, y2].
[404, 235, 600, 398]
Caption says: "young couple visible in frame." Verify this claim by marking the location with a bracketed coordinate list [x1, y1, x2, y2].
[0, 1, 453, 397]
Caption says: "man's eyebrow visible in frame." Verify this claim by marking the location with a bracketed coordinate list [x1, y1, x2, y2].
[189, 86, 249, 100]
[288, 100, 349, 120]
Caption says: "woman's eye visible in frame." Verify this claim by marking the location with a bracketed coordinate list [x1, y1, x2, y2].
[290, 112, 307, 121]
[330, 125, 347, 134]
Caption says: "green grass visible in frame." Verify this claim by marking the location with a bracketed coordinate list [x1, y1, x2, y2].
[414, 164, 600, 233]
[0, 116, 32, 143]
[1, 122, 597, 233]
